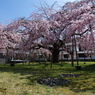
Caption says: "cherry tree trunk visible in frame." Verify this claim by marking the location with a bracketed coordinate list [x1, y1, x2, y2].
[71, 52, 74, 67]
[50, 48, 59, 69]
[5, 47, 9, 65]
[52, 46, 59, 63]
[52, 51, 59, 63]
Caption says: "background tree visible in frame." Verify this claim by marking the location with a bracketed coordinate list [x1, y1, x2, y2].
[4, 0, 95, 65]
[0, 24, 22, 64]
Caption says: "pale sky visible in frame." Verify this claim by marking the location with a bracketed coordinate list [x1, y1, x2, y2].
[0, 0, 76, 25]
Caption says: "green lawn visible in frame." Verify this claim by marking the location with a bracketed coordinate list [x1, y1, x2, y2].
[0, 61, 95, 95]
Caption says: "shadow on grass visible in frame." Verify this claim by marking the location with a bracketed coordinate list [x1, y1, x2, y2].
[0, 63, 74, 83]
[0, 62, 94, 77]
[67, 79, 95, 93]
[82, 64, 95, 72]
[64, 64, 95, 94]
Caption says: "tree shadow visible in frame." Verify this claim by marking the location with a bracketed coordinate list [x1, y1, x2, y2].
[80, 64, 95, 73]
[63, 64, 95, 94]
[0, 63, 60, 78]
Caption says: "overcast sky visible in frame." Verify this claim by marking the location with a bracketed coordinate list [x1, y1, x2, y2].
[0, 0, 76, 24]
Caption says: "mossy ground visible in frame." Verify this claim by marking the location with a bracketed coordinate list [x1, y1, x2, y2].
[0, 61, 95, 95]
